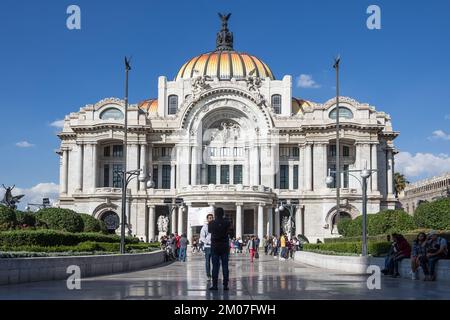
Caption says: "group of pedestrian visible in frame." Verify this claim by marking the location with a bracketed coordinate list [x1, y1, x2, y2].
[263, 234, 300, 260]
[382, 230, 448, 281]
[162, 233, 189, 262]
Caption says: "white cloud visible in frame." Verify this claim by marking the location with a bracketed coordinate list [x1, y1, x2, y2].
[430, 130, 450, 141]
[296, 74, 321, 89]
[15, 141, 35, 148]
[395, 152, 450, 180]
[1, 183, 59, 211]
[50, 119, 65, 128]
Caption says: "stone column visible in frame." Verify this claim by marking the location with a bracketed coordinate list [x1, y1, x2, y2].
[244, 147, 250, 185]
[170, 163, 176, 190]
[216, 165, 221, 184]
[295, 206, 302, 237]
[139, 144, 147, 191]
[230, 164, 234, 185]
[267, 207, 273, 237]
[387, 149, 394, 196]
[299, 144, 305, 191]
[171, 206, 177, 234]
[257, 204, 264, 246]
[191, 146, 198, 185]
[60, 149, 69, 194]
[236, 203, 243, 239]
[149, 205, 156, 242]
[288, 163, 294, 190]
[76, 144, 83, 192]
[91, 143, 98, 193]
[274, 207, 280, 237]
[313, 143, 327, 191]
[371, 144, 378, 192]
[158, 164, 163, 189]
[253, 207, 258, 235]
[187, 204, 192, 244]
[304, 143, 313, 191]
[177, 206, 184, 235]
[127, 144, 139, 193]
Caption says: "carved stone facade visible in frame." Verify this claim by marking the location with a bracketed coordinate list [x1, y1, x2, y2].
[56, 16, 399, 243]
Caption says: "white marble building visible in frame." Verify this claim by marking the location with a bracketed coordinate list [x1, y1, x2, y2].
[57, 15, 398, 242]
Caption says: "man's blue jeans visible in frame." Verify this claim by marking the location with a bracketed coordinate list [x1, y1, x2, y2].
[179, 247, 187, 262]
[204, 247, 212, 277]
[211, 252, 229, 287]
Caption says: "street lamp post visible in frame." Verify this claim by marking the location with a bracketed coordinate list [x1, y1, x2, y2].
[326, 167, 375, 256]
[119, 169, 153, 254]
[333, 56, 341, 228]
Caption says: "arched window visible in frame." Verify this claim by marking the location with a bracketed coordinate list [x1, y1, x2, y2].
[100, 108, 124, 120]
[168, 95, 178, 115]
[329, 107, 353, 120]
[271, 94, 282, 114]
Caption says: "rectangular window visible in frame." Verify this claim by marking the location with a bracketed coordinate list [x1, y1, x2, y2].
[280, 147, 289, 157]
[103, 146, 110, 157]
[113, 145, 123, 157]
[292, 147, 299, 157]
[234, 165, 243, 184]
[328, 165, 336, 188]
[152, 148, 160, 158]
[221, 147, 230, 157]
[152, 166, 158, 189]
[330, 145, 336, 157]
[208, 165, 217, 184]
[162, 165, 171, 189]
[280, 165, 289, 189]
[343, 146, 350, 157]
[294, 165, 299, 189]
[233, 147, 243, 157]
[209, 147, 217, 157]
[112, 164, 123, 188]
[103, 164, 110, 187]
[220, 165, 230, 184]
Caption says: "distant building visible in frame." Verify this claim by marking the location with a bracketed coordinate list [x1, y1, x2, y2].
[399, 172, 450, 214]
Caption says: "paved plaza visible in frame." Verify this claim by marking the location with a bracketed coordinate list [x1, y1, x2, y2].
[0, 252, 449, 300]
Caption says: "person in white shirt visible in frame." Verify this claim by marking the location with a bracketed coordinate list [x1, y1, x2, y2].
[200, 213, 214, 280]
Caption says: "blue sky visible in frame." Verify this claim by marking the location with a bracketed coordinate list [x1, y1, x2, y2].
[0, 0, 449, 204]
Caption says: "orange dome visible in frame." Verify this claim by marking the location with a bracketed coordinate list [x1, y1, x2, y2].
[175, 51, 274, 81]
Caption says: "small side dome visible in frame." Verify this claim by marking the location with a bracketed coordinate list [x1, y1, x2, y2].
[138, 99, 158, 114]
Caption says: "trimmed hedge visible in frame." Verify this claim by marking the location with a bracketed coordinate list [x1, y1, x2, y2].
[0, 206, 16, 231]
[326, 229, 450, 243]
[15, 211, 36, 228]
[79, 213, 105, 233]
[414, 197, 450, 230]
[35, 208, 84, 233]
[303, 241, 391, 257]
[337, 210, 415, 237]
[0, 241, 159, 253]
[0, 229, 139, 247]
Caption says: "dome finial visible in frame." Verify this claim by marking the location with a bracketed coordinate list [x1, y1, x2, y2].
[216, 13, 233, 51]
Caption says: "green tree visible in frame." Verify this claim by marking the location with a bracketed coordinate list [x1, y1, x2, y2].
[394, 172, 409, 198]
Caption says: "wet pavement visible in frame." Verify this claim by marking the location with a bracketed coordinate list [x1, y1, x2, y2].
[0, 251, 449, 300]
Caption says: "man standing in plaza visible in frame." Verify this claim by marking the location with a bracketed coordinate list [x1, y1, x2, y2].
[200, 213, 214, 280]
[208, 207, 231, 291]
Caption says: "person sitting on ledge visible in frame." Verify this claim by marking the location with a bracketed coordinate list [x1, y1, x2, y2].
[382, 234, 396, 275]
[420, 230, 448, 281]
[410, 232, 427, 280]
[390, 233, 411, 278]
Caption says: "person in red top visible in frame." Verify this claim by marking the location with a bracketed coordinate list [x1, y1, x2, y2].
[175, 233, 181, 258]
[391, 233, 411, 278]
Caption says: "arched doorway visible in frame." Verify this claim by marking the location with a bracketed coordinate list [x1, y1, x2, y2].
[331, 212, 352, 235]
[100, 211, 120, 234]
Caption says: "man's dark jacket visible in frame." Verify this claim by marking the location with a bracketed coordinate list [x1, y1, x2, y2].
[208, 217, 231, 255]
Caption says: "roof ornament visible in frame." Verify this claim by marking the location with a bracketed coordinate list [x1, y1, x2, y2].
[216, 13, 234, 51]
[246, 68, 265, 106]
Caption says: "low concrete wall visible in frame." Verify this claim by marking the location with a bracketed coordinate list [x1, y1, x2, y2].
[0, 250, 165, 286]
[295, 251, 450, 281]
[294, 251, 370, 274]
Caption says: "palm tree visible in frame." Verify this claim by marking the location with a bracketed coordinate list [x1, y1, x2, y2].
[394, 172, 409, 198]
